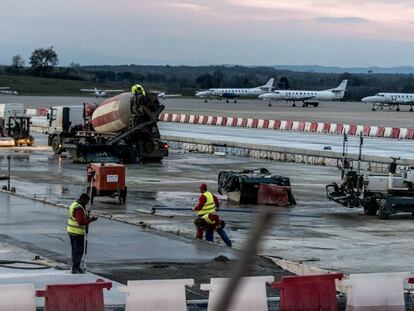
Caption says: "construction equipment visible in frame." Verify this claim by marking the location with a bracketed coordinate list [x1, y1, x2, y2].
[47, 92, 168, 163]
[0, 104, 34, 147]
[218, 168, 296, 205]
[326, 134, 414, 219]
[6, 116, 34, 146]
[86, 163, 127, 204]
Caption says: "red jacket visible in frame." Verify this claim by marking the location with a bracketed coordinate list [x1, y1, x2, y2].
[194, 192, 220, 211]
[74, 208, 95, 226]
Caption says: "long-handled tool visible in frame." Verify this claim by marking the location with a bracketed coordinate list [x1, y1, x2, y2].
[81, 172, 95, 271]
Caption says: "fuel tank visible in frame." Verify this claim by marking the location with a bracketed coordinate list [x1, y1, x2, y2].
[91, 93, 132, 132]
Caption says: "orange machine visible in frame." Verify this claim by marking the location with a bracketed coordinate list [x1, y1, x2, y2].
[86, 163, 127, 204]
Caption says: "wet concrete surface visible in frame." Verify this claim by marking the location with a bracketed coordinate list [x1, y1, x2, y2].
[0, 140, 413, 276]
[2, 95, 413, 127]
[0, 194, 236, 264]
[160, 123, 414, 159]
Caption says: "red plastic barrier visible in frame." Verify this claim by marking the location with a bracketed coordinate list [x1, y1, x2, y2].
[406, 128, 414, 139]
[323, 123, 331, 133]
[363, 125, 371, 136]
[241, 118, 248, 127]
[159, 113, 165, 121]
[310, 122, 318, 132]
[211, 116, 218, 125]
[220, 117, 227, 126]
[257, 185, 291, 206]
[263, 119, 270, 129]
[285, 120, 293, 130]
[251, 119, 259, 128]
[173, 114, 181, 122]
[272, 273, 343, 311]
[298, 121, 306, 131]
[37, 108, 48, 116]
[183, 115, 190, 123]
[349, 124, 357, 135]
[336, 124, 344, 134]
[231, 118, 238, 126]
[193, 115, 199, 124]
[274, 120, 281, 130]
[376, 127, 385, 137]
[166, 114, 173, 122]
[36, 279, 112, 311]
[391, 128, 400, 139]
[201, 115, 208, 125]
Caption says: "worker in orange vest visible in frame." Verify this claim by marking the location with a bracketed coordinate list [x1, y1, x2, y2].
[193, 184, 232, 247]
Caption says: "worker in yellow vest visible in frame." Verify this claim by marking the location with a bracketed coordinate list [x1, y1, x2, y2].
[67, 193, 98, 274]
[193, 184, 232, 247]
[131, 84, 146, 96]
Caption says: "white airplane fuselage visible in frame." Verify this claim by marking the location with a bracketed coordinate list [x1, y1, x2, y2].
[196, 87, 267, 98]
[362, 93, 414, 111]
[260, 90, 341, 101]
[259, 80, 347, 104]
[195, 78, 274, 102]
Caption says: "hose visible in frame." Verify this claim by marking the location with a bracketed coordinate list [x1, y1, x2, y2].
[0, 260, 51, 270]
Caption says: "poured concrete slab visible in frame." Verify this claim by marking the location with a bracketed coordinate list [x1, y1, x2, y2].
[0, 194, 237, 266]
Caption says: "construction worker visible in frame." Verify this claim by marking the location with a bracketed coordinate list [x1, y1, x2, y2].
[67, 193, 97, 274]
[193, 184, 232, 247]
[131, 84, 146, 96]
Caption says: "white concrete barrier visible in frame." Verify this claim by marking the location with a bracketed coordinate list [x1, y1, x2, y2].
[201, 276, 274, 311]
[119, 279, 194, 311]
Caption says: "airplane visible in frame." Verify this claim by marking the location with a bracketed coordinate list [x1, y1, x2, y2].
[258, 80, 348, 107]
[195, 78, 274, 103]
[0, 87, 19, 95]
[152, 91, 182, 100]
[362, 93, 414, 112]
[80, 88, 124, 98]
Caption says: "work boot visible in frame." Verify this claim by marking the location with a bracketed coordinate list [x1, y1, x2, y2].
[71, 268, 86, 274]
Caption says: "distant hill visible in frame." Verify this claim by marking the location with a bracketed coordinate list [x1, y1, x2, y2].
[273, 65, 414, 74]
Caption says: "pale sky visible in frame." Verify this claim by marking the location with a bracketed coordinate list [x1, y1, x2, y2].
[1, 0, 414, 67]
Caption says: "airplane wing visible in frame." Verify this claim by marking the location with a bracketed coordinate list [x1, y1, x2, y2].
[104, 89, 124, 93]
[0, 87, 10, 90]
[80, 89, 96, 92]
[162, 94, 182, 98]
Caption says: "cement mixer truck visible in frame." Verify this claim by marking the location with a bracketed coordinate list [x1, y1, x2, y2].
[46, 92, 168, 163]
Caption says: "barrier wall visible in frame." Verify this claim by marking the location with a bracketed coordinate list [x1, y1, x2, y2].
[159, 113, 414, 140]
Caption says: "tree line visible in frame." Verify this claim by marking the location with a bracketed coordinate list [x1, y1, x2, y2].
[2, 47, 414, 100]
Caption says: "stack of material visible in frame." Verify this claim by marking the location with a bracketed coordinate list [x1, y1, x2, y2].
[218, 168, 296, 205]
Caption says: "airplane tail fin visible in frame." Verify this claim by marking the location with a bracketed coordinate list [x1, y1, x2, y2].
[331, 80, 348, 99]
[333, 80, 348, 92]
[261, 78, 274, 91]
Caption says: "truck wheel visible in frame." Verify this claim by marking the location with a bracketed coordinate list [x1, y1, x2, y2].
[51, 136, 63, 155]
[378, 199, 390, 219]
[363, 201, 378, 216]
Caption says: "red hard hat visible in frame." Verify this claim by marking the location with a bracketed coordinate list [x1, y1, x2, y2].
[199, 183, 207, 191]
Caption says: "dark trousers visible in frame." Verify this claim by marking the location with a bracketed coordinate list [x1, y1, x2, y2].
[69, 234, 84, 270]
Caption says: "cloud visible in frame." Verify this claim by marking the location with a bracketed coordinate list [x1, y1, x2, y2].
[315, 17, 369, 24]
[161, 2, 210, 11]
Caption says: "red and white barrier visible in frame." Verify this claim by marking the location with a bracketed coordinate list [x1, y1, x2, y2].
[159, 113, 413, 140]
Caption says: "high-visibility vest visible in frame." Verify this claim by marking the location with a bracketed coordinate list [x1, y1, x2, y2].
[201, 213, 216, 225]
[197, 191, 216, 216]
[67, 201, 86, 235]
[131, 84, 146, 96]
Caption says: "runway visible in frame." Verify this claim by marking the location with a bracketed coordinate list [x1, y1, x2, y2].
[1, 95, 412, 127]
[159, 123, 414, 160]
